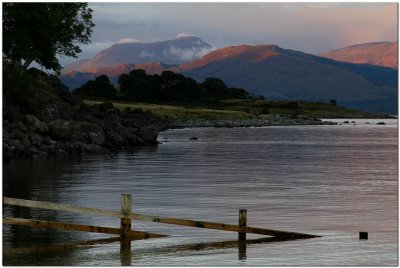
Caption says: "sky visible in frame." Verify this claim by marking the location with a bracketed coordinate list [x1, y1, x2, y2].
[61, 2, 398, 67]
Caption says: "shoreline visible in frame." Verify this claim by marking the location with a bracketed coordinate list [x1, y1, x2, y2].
[167, 115, 338, 129]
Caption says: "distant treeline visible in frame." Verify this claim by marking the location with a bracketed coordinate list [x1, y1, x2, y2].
[73, 69, 264, 103]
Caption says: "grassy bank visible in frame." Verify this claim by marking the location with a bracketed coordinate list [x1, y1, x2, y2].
[85, 98, 387, 123]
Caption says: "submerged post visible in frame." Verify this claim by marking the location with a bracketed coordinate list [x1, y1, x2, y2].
[120, 194, 132, 238]
[120, 194, 132, 266]
[238, 209, 247, 260]
[239, 209, 247, 241]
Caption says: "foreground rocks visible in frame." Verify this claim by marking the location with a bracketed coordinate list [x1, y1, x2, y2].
[3, 74, 167, 161]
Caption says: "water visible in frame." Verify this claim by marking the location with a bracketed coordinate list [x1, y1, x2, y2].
[3, 119, 398, 266]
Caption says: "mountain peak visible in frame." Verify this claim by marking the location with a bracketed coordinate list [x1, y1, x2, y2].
[63, 36, 212, 72]
[320, 41, 397, 69]
[178, 44, 283, 71]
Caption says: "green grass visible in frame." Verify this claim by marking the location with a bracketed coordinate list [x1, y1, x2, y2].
[85, 100, 259, 121]
[85, 98, 384, 122]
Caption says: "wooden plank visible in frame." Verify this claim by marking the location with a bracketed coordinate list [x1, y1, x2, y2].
[3, 217, 166, 239]
[4, 197, 320, 239]
[4, 197, 121, 218]
[129, 213, 320, 238]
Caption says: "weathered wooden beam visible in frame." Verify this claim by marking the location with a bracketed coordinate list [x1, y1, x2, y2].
[3, 217, 166, 239]
[4, 197, 320, 239]
[129, 213, 320, 239]
[4, 197, 121, 218]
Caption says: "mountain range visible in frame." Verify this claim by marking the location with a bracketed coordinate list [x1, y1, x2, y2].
[320, 42, 397, 69]
[61, 37, 398, 114]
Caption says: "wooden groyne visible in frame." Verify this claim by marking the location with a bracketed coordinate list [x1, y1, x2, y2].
[3, 194, 320, 263]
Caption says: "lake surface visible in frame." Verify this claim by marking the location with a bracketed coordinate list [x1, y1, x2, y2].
[3, 119, 398, 266]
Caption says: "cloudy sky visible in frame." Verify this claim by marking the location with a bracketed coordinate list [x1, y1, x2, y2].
[61, 2, 397, 67]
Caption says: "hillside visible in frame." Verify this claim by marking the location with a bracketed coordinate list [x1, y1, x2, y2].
[63, 36, 212, 71]
[61, 43, 397, 114]
[320, 42, 397, 69]
[180, 45, 397, 114]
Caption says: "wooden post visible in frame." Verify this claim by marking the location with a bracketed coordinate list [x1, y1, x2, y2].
[120, 194, 132, 238]
[359, 232, 368, 240]
[239, 209, 247, 241]
[238, 209, 247, 260]
[120, 194, 132, 266]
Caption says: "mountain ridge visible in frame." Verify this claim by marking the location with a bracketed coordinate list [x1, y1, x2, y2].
[61, 41, 397, 114]
[63, 36, 212, 72]
[320, 41, 397, 69]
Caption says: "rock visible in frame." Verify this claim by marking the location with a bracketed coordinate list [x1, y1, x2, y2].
[29, 133, 44, 146]
[96, 102, 114, 112]
[138, 125, 158, 144]
[11, 122, 28, 132]
[55, 141, 81, 152]
[343, 121, 350, 124]
[10, 129, 26, 140]
[377, 122, 386, 125]
[25, 146, 41, 157]
[106, 130, 127, 145]
[22, 137, 31, 148]
[50, 120, 105, 145]
[79, 143, 110, 154]
[39, 144, 56, 154]
[121, 118, 140, 128]
[50, 119, 72, 139]
[42, 136, 53, 145]
[104, 113, 120, 126]
[189, 137, 198, 140]
[25, 114, 49, 133]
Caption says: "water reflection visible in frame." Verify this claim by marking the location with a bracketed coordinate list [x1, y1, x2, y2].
[4, 233, 311, 265]
[3, 121, 398, 266]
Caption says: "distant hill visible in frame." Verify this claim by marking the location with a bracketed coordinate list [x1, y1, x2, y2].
[320, 42, 398, 69]
[178, 45, 397, 114]
[63, 36, 212, 72]
[61, 43, 397, 114]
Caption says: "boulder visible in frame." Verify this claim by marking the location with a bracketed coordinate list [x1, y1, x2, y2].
[96, 102, 114, 112]
[79, 143, 110, 154]
[11, 122, 28, 132]
[104, 113, 120, 126]
[25, 114, 49, 133]
[138, 125, 158, 144]
[29, 133, 44, 146]
[50, 120, 105, 145]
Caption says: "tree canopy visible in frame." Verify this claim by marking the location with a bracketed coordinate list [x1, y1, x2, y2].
[74, 75, 116, 99]
[3, 3, 94, 71]
[74, 69, 265, 104]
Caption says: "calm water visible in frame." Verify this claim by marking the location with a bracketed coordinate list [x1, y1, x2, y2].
[3, 119, 398, 266]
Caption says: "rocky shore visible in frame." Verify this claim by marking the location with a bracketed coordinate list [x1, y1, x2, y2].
[3, 69, 340, 162]
[3, 72, 168, 161]
[169, 115, 337, 128]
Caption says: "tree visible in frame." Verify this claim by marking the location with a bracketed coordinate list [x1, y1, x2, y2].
[74, 75, 116, 99]
[118, 71, 153, 101]
[201, 77, 228, 97]
[3, 3, 94, 71]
